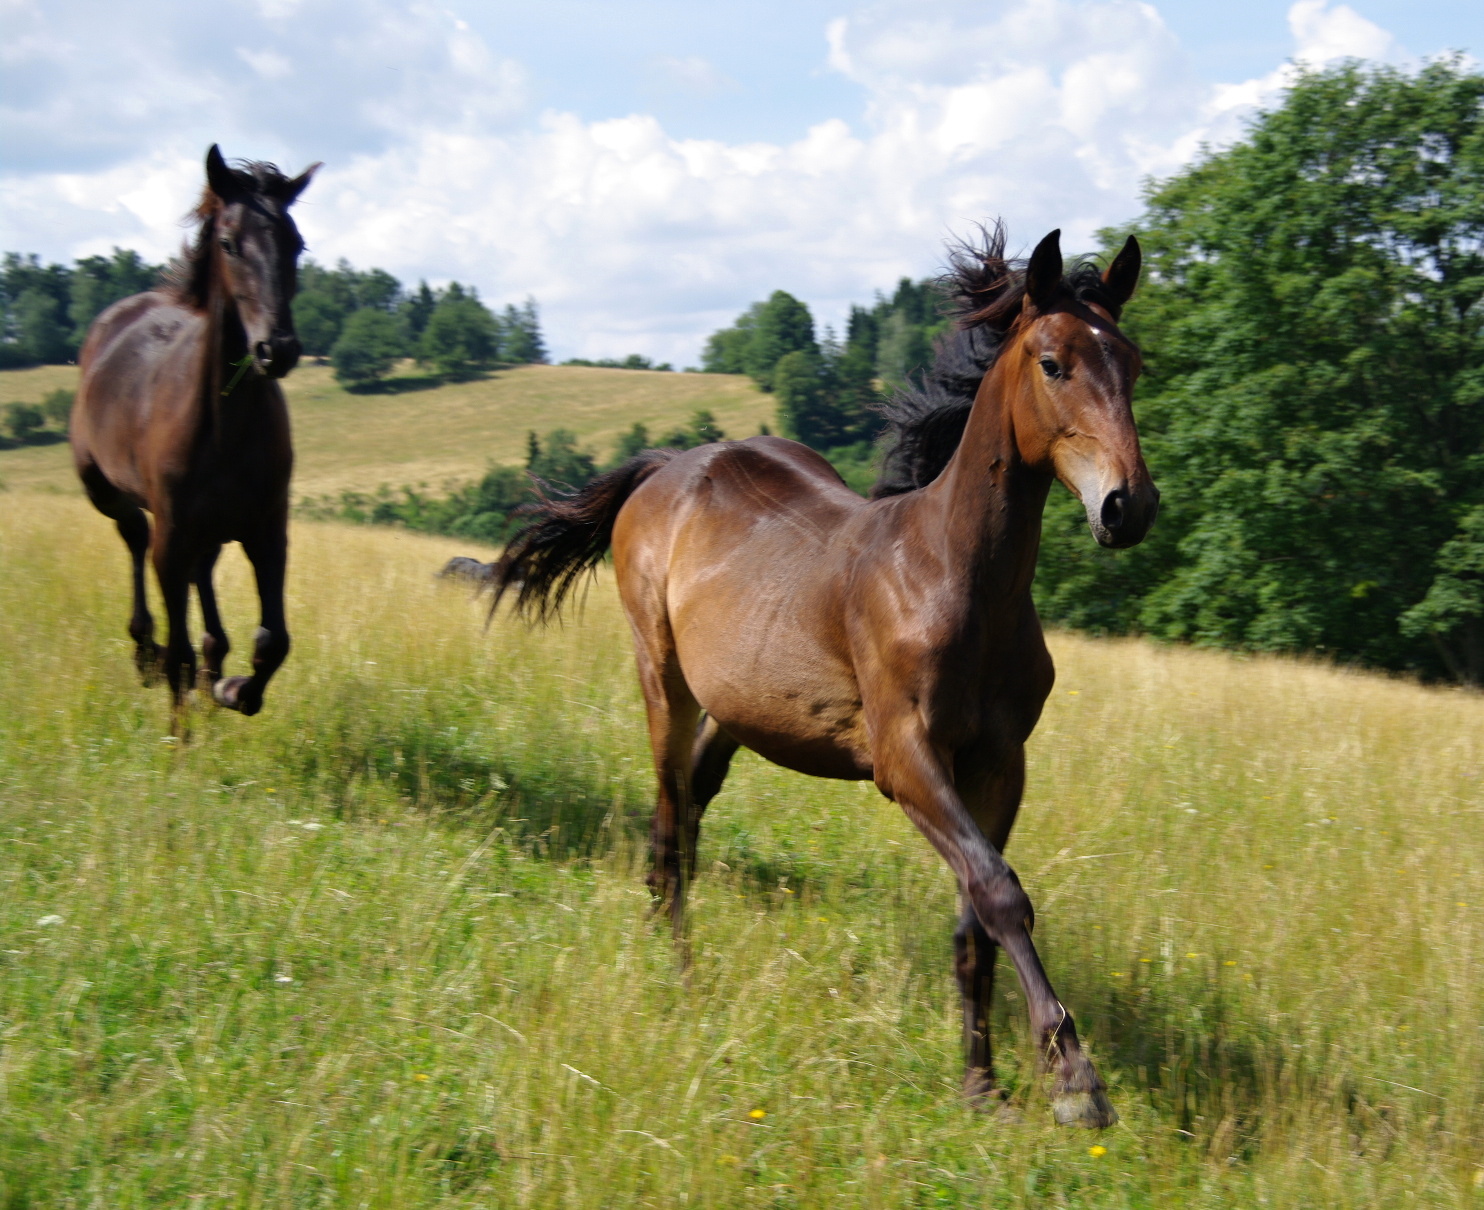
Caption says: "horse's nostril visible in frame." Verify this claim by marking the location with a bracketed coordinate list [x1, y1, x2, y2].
[1100, 490, 1127, 532]
[256, 341, 274, 365]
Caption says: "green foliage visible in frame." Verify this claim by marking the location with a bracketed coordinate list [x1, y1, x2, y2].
[1, 249, 163, 367]
[293, 265, 546, 375]
[419, 284, 500, 379]
[66, 249, 158, 345]
[296, 260, 407, 358]
[657, 409, 726, 450]
[501, 298, 548, 365]
[1032, 60, 1484, 684]
[606, 422, 651, 468]
[302, 464, 536, 546]
[874, 310, 934, 394]
[745, 291, 817, 391]
[701, 302, 762, 373]
[563, 354, 673, 371]
[526, 427, 597, 487]
[331, 308, 408, 391]
[3, 402, 43, 441]
[40, 389, 73, 428]
[700, 276, 942, 456]
[1400, 505, 1484, 682]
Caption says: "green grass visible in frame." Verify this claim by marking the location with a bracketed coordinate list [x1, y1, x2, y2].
[0, 362, 771, 496]
[2, 492, 1482, 1207]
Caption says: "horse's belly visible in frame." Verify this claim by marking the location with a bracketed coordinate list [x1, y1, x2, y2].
[680, 637, 873, 780]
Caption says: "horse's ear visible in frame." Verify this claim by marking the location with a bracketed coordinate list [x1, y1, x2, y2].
[1102, 234, 1142, 309]
[205, 145, 241, 203]
[1024, 228, 1062, 311]
[282, 161, 322, 205]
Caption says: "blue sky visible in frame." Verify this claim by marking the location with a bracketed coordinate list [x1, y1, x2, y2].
[2, 0, 1479, 362]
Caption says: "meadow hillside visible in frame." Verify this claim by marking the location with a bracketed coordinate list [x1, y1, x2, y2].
[0, 362, 771, 496]
[1, 492, 1481, 1207]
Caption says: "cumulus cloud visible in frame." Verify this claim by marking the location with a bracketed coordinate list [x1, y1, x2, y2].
[0, 0, 1410, 363]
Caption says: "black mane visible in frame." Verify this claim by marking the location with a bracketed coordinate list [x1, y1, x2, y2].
[870, 222, 1126, 499]
[164, 158, 302, 310]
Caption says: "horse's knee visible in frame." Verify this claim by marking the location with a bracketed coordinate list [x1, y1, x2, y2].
[253, 625, 289, 669]
[968, 872, 1034, 941]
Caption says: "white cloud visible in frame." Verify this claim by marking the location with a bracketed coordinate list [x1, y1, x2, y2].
[0, 0, 1409, 364]
[650, 55, 735, 96]
[1289, 0, 1396, 65]
[237, 47, 293, 80]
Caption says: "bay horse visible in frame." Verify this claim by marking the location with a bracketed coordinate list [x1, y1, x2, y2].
[70, 145, 318, 725]
[492, 226, 1158, 1127]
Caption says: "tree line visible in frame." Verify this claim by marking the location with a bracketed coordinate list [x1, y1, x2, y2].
[0, 252, 547, 390]
[699, 275, 945, 471]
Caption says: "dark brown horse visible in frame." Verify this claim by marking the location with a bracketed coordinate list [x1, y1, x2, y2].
[492, 226, 1158, 1128]
[71, 145, 317, 724]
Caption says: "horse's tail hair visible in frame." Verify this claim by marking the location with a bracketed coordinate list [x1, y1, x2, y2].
[490, 448, 676, 624]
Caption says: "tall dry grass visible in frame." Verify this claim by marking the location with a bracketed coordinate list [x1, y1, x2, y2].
[0, 492, 1480, 1207]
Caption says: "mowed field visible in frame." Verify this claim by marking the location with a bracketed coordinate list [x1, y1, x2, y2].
[2, 491, 1482, 1207]
[0, 362, 772, 497]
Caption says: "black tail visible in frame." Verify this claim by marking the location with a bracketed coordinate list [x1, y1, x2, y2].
[490, 448, 675, 623]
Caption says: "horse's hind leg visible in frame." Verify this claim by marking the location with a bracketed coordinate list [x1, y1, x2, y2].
[956, 754, 1023, 1110]
[150, 524, 198, 719]
[195, 545, 229, 688]
[686, 714, 740, 880]
[79, 464, 158, 682]
[633, 642, 703, 936]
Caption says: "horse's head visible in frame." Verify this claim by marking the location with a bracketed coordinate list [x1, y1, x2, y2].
[203, 144, 319, 379]
[1009, 229, 1158, 549]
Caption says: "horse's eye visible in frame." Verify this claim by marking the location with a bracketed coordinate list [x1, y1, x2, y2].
[218, 236, 237, 256]
[1039, 357, 1061, 379]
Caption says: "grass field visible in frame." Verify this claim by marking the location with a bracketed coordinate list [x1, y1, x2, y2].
[1, 492, 1482, 1207]
[0, 362, 771, 497]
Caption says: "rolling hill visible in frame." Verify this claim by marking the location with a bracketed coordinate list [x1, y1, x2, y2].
[0, 361, 772, 498]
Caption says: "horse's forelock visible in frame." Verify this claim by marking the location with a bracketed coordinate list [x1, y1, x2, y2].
[167, 161, 299, 307]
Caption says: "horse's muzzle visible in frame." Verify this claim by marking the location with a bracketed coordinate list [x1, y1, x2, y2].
[1091, 482, 1160, 549]
[255, 334, 301, 378]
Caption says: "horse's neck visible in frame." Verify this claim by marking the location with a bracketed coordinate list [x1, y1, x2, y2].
[916, 358, 1051, 601]
[199, 283, 253, 433]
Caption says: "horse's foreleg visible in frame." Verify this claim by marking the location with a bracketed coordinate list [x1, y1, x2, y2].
[195, 546, 228, 687]
[213, 528, 288, 717]
[687, 714, 740, 880]
[878, 733, 1115, 1128]
[151, 532, 197, 725]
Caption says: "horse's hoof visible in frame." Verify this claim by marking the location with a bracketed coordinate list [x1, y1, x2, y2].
[135, 644, 162, 686]
[1052, 1088, 1118, 1129]
[964, 1077, 1023, 1122]
[212, 676, 261, 716]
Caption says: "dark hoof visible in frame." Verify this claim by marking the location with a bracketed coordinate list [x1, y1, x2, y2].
[134, 642, 162, 686]
[964, 1071, 1023, 1121]
[1052, 1088, 1118, 1129]
[212, 676, 262, 716]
